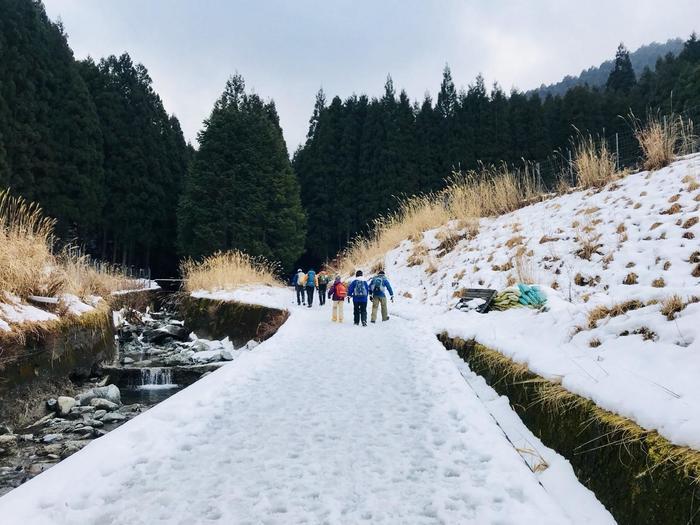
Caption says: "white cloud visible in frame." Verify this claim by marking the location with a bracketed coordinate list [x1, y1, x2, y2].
[42, 0, 699, 151]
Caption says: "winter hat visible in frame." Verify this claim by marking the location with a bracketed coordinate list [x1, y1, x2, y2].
[378, 270, 385, 275]
[355, 270, 363, 277]
[297, 268, 302, 272]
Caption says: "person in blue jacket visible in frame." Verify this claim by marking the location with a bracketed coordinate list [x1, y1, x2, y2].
[347, 270, 369, 326]
[368, 270, 394, 323]
[305, 268, 318, 307]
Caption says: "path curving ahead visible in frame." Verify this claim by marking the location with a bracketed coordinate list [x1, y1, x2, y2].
[1, 296, 575, 524]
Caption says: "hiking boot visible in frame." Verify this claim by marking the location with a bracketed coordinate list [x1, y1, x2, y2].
[371, 320, 376, 323]
[362, 322, 367, 327]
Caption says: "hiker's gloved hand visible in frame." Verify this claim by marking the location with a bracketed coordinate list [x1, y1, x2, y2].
[390, 296, 394, 303]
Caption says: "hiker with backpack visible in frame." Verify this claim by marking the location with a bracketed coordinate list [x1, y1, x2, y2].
[327, 276, 347, 322]
[347, 270, 369, 326]
[369, 270, 394, 323]
[291, 268, 306, 306]
[305, 268, 318, 307]
[317, 270, 330, 306]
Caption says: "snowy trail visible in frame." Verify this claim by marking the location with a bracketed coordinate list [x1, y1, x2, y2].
[1, 300, 585, 524]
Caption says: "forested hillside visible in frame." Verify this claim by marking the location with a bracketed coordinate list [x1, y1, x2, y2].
[530, 38, 684, 99]
[293, 36, 700, 264]
[0, 0, 189, 275]
[177, 75, 306, 271]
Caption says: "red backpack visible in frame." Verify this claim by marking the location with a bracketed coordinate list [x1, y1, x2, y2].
[335, 282, 347, 299]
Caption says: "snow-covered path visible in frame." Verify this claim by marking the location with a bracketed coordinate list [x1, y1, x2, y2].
[1, 299, 594, 524]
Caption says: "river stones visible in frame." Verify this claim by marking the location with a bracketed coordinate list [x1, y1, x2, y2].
[57, 397, 77, 416]
[89, 398, 119, 411]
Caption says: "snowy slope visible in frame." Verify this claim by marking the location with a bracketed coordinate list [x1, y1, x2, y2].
[0, 300, 613, 524]
[379, 154, 700, 450]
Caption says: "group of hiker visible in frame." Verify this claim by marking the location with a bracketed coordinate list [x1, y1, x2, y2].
[291, 269, 394, 326]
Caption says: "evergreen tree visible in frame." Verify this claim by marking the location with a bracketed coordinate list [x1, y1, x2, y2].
[0, 0, 104, 240]
[178, 75, 306, 270]
[78, 54, 188, 272]
[606, 43, 636, 93]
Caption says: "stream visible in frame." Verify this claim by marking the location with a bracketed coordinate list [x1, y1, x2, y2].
[0, 300, 256, 497]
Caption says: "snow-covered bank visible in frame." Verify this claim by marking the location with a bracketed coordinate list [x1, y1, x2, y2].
[379, 154, 700, 451]
[0, 296, 608, 524]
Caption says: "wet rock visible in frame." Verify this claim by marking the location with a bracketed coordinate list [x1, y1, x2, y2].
[88, 419, 104, 428]
[69, 406, 96, 418]
[57, 396, 77, 416]
[42, 444, 63, 456]
[89, 398, 119, 411]
[27, 463, 51, 475]
[93, 410, 107, 420]
[122, 357, 135, 365]
[61, 441, 85, 458]
[191, 340, 209, 353]
[77, 385, 121, 406]
[73, 426, 94, 436]
[0, 435, 18, 448]
[0, 448, 6, 456]
[162, 354, 192, 366]
[42, 433, 63, 444]
[46, 398, 58, 412]
[163, 324, 190, 342]
[93, 429, 108, 438]
[101, 413, 126, 423]
[142, 328, 173, 345]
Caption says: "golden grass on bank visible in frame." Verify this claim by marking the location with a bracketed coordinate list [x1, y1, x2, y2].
[572, 134, 622, 189]
[633, 113, 697, 172]
[181, 250, 282, 293]
[337, 165, 541, 274]
[0, 189, 138, 303]
[0, 189, 59, 298]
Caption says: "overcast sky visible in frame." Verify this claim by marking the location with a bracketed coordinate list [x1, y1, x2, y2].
[43, 0, 699, 152]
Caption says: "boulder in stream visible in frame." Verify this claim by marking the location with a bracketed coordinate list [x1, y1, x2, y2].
[77, 385, 121, 406]
[89, 398, 119, 411]
[57, 396, 77, 417]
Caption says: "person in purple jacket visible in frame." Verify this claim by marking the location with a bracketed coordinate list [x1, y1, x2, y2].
[347, 270, 369, 326]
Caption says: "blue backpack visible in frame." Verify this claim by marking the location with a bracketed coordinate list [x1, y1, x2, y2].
[353, 280, 367, 297]
[370, 276, 384, 295]
[307, 270, 316, 286]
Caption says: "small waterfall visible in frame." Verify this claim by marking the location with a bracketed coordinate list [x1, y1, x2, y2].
[138, 367, 175, 389]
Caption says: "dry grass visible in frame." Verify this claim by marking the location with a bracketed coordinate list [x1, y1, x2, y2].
[623, 272, 639, 285]
[337, 164, 540, 274]
[0, 189, 59, 298]
[660, 294, 685, 321]
[586, 300, 645, 329]
[651, 277, 666, 288]
[0, 190, 137, 303]
[632, 113, 697, 171]
[181, 250, 281, 292]
[572, 134, 622, 189]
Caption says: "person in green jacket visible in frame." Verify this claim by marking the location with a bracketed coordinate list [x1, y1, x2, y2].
[317, 270, 330, 306]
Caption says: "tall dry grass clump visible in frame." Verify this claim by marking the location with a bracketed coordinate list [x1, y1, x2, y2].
[0, 189, 140, 301]
[572, 135, 621, 189]
[633, 113, 697, 171]
[59, 251, 142, 298]
[447, 164, 541, 218]
[181, 250, 282, 292]
[0, 189, 60, 297]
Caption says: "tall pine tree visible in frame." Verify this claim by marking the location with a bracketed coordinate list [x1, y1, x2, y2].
[178, 75, 306, 270]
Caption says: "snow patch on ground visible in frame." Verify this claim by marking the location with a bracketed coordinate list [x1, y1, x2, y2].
[0, 302, 596, 524]
[378, 154, 700, 450]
